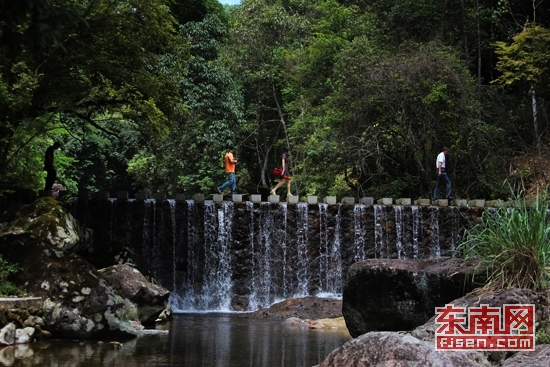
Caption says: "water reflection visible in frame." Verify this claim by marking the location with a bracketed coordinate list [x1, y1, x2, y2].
[1, 314, 351, 367]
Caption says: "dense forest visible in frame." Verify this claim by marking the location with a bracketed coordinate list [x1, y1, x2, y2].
[1, 0, 549, 200]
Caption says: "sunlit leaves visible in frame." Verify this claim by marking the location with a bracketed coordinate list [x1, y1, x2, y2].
[494, 25, 550, 89]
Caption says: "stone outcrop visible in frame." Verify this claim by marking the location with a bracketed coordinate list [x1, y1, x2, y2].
[502, 345, 550, 366]
[85, 241, 155, 282]
[411, 287, 541, 343]
[249, 297, 342, 320]
[0, 298, 50, 345]
[317, 331, 491, 367]
[342, 257, 483, 337]
[6, 245, 140, 339]
[0, 197, 92, 254]
[321, 284, 550, 367]
[99, 264, 170, 324]
[0, 198, 170, 340]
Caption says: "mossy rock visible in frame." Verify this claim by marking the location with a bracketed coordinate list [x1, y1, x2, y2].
[85, 241, 154, 282]
[0, 197, 92, 253]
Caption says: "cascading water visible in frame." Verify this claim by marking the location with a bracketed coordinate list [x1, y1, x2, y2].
[374, 205, 387, 258]
[320, 203, 342, 296]
[429, 207, 441, 258]
[412, 205, 421, 259]
[319, 203, 329, 292]
[70, 198, 472, 312]
[248, 202, 275, 310]
[395, 205, 404, 259]
[295, 203, 309, 297]
[353, 205, 366, 262]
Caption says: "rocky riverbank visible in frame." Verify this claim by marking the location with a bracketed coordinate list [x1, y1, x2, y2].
[0, 197, 171, 344]
[319, 259, 550, 367]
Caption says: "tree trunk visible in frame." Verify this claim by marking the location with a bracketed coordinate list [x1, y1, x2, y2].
[531, 86, 548, 183]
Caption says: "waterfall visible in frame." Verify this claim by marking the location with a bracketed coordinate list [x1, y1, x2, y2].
[395, 206, 404, 259]
[214, 202, 233, 309]
[411, 206, 421, 259]
[429, 207, 441, 258]
[374, 205, 387, 258]
[248, 202, 274, 310]
[319, 203, 342, 296]
[353, 205, 366, 261]
[295, 203, 309, 297]
[70, 198, 474, 312]
[280, 202, 289, 298]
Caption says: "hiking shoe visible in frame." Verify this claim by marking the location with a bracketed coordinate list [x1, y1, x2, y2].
[217, 187, 222, 194]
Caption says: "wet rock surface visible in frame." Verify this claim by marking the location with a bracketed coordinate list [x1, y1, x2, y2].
[316, 331, 492, 367]
[342, 257, 484, 337]
[0, 197, 92, 253]
[100, 264, 170, 324]
[0, 198, 170, 340]
[246, 296, 342, 320]
[319, 286, 550, 367]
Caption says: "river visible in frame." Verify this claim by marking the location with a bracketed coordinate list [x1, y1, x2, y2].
[0, 313, 351, 367]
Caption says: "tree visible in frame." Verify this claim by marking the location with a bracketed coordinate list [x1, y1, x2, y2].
[0, 0, 190, 191]
[494, 25, 550, 183]
[306, 40, 506, 198]
[128, 15, 244, 195]
[223, 0, 311, 191]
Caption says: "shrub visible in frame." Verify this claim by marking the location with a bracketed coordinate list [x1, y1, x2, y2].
[460, 188, 550, 292]
[0, 254, 24, 297]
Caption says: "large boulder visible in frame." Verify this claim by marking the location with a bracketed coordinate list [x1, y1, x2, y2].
[321, 286, 549, 367]
[85, 241, 154, 282]
[411, 287, 541, 344]
[317, 331, 491, 367]
[502, 345, 550, 367]
[1, 243, 139, 339]
[342, 257, 483, 337]
[99, 264, 170, 324]
[0, 197, 92, 253]
[0, 198, 163, 339]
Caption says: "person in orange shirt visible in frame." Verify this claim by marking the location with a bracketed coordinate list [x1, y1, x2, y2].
[217, 146, 238, 195]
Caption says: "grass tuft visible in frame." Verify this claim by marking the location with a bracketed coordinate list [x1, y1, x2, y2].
[460, 186, 550, 293]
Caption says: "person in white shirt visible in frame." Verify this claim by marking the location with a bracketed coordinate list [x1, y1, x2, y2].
[433, 147, 453, 201]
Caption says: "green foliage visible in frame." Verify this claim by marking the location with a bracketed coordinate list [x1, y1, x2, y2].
[460, 186, 550, 292]
[0, 254, 24, 297]
[0, 0, 190, 191]
[494, 25, 550, 89]
[536, 328, 550, 344]
[295, 40, 502, 198]
[128, 14, 244, 195]
[1, 0, 549, 200]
